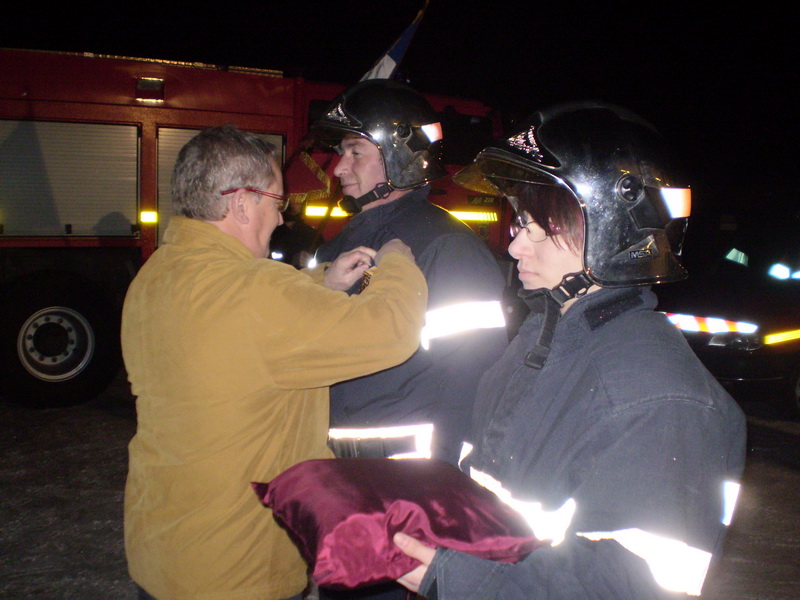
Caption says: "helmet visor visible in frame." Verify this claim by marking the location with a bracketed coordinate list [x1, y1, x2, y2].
[301, 125, 357, 154]
[454, 151, 566, 212]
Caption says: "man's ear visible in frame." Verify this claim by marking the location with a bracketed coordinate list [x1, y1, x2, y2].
[227, 189, 250, 225]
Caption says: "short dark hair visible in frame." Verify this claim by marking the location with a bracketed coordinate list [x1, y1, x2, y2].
[515, 182, 584, 253]
[172, 125, 277, 220]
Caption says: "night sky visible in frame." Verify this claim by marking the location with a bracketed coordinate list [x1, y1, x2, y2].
[4, 1, 796, 221]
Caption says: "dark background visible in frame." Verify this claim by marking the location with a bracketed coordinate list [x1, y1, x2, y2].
[2, 7, 798, 598]
[3, 1, 796, 221]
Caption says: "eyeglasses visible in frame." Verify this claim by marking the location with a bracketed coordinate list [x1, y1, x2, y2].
[510, 214, 549, 242]
[221, 187, 289, 212]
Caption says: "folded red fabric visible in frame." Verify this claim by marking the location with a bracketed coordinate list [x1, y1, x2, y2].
[252, 458, 540, 589]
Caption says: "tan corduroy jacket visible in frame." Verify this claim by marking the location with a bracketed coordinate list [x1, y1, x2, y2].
[121, 216, 426, 600]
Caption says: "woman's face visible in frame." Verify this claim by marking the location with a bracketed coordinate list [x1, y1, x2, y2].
[508, 212, 583, 290]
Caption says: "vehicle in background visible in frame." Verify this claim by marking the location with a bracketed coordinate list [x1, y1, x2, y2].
[0, 49, 511, 408]
[655, 214, 800, 419]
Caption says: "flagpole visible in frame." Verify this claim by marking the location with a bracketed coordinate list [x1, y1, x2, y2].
[360, 0, 431, 81]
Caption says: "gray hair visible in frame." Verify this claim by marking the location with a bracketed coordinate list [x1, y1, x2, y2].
[172, 125, 278, 220]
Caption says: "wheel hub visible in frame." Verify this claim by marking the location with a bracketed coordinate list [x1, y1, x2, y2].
[17, 307, 95, 382]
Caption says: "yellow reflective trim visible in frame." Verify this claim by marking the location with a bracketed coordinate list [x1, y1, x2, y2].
[303, 206, 499, 222]
[140, 211, 158, 224]
[764, 329, 800, 345]
[290, 190, 333, 204]
[300, 151, 332, 190]
[305, 205, 349, 217]
[448, 210, 498, 223]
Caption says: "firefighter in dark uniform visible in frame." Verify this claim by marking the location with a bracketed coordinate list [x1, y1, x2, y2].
[307, 79, 509, 600]
[310, 80, 508, 470]
[392, 102, 747, 600]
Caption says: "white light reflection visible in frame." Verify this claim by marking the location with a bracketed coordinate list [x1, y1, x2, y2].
[420, 300, 506, 350]
[661, 188, 692, 218]
[769, 263, 791, 279]
[722, 481, 741, 526]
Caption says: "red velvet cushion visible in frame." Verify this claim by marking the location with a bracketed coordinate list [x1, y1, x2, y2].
[252, 458, 540, 590]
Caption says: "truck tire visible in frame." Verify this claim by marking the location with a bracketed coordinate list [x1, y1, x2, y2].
[0, 273, 122, 408]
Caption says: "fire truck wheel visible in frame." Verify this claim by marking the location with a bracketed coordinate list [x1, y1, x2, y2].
[0, 273, 122, 409]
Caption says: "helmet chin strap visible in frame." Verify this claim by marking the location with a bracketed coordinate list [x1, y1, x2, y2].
[520, 271, 593, 369]
[338, 182, 393, 215]
[548, 271, 594, 308]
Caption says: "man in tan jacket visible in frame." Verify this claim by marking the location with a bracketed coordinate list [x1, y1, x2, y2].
[121, 125, 427, 600]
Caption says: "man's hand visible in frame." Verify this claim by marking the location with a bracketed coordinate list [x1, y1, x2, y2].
[374, 238, 414, 265]
[323, 246, 376, 291]
[394, 532, 436, 593]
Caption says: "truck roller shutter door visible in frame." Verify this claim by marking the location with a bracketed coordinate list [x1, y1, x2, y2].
[0, 121, 138, 236]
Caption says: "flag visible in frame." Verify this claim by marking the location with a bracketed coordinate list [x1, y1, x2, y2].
[360, 1, 430, 81]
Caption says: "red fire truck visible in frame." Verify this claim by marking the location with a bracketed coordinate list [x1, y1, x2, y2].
[0, 48, 511, 408]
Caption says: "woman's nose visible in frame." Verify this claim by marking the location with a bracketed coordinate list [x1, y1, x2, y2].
[508, 231, 526, 259]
